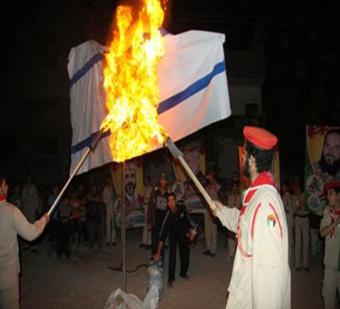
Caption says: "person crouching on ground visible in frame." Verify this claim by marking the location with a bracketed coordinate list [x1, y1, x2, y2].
[320, 182, 340, 309]
[0, 172, 49, 309]
[154, 192, 196, 288]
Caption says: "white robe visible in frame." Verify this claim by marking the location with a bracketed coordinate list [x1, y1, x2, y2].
[215, 184, 291, 309]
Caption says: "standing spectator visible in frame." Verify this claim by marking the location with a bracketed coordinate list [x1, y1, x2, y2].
[8, 184, 21, 209]
[226, 181, 241, 260]
[202, 171, 220, 258]
[69, 189, 82, 253]
[154, 193, 196, 288]
[86, 184, 104, 251]
[79, 196, 88, 246]
[103, 175, 116, 246]
[77, 183, 88, 246]
[56, 195, 72, 259]
[141, 175, 152, 248]
[281, 182, 294, 264]
[21, 174, 39, 223]
[21, 173, 40, 252]
[46, 185, 60, 256]
[309, 211, 322, 256]
[147, 172, 169, 257]
[0, 172, 49, 309]
[320, 182, 340, 309]
[293, 184, 310, 271]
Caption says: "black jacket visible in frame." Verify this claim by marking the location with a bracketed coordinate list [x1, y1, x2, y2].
[159, 202, 195, 242]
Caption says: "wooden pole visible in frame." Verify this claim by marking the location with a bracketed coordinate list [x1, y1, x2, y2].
[47, 130, 103, 217]
[48, 148, 91, 216]
[165, 137, 214, 209]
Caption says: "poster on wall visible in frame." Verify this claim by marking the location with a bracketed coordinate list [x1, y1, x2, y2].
[305, 125, 340, 213]
[112, 160, 145, 228]
[171, 142, 206, 212]
[238, 146, 280, 191]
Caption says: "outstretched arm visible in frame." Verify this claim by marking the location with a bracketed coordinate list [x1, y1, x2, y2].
[210, 200, 240, 233]
[13, 208, 49, 241]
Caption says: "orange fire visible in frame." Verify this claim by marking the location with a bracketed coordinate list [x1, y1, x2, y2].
[101, 0, 167, 162]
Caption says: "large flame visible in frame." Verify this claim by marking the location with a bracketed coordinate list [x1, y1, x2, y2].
[101, 0, 167, 162]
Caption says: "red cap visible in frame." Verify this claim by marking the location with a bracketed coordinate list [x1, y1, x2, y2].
[324, 181, 340, 192]
[243, 126, 278, 150]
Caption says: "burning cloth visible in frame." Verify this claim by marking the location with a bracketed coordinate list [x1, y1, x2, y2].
[68, 30, 230, 175]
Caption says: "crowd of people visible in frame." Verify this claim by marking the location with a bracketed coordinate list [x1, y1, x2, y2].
[1, 126, 339, 309]
[5, 173, 117, 260]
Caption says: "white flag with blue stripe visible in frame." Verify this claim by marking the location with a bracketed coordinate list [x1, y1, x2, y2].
[68, 30, 231, 175]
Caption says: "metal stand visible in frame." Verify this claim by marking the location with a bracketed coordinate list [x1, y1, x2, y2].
[121, 161, 127, 291]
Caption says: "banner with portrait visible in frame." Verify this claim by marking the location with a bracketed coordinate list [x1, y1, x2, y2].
[112, 159, 145, 228]
[305, 125, 340, 213]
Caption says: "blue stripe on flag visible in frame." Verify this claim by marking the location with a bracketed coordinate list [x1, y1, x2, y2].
[70, 60, 226, 154]
[157, 61, 225, 114]
[71, 131, 111, 154]
[70, 53, 104, 87]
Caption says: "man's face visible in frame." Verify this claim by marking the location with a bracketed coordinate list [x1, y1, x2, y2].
[144, 177, 150, 187]
[323, 133, 340, 165]
[0, 179, 8, 197]
[207, 174, 214, 183]
[159, 177, 167, 188]
[327, 188, 337, 207]
[167, 195, 176, 210]
[336, 192, 340, 208]
[90, 185, 96, 194]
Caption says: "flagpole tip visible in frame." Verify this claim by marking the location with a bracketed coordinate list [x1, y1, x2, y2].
[165, 137, 183, 159]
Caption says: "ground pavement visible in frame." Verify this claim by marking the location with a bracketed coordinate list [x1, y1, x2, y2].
[20, 228, 325, 309]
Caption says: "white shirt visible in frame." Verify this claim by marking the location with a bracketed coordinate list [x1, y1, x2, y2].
[0, 200, 47, 289]
[215, 174, 291, 309]
[320, 207, 340, 270]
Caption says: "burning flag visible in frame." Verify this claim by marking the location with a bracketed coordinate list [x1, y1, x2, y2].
[101, 0, 167, 162]
[68, 24, 230, 175]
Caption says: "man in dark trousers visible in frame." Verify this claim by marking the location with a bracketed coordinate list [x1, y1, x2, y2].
[154, 192, 196, 288]
[147, 173, 169, 256]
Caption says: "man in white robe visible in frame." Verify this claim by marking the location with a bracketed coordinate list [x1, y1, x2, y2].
[211, 126, 291, 309]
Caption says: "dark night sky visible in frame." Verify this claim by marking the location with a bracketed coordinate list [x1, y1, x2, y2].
[1, 0, 340, 184]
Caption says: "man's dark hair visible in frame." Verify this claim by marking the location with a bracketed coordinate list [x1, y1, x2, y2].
[334, 187, 340, 194]
[144, 175, 151, 181]
[0, 172, 5, 182]
[167, 192, 176, 201]
[206, 170, 216, 178]
[324, 128, 340, 142]
[231, 180, 239, 187]
[245, 142, 274, 173]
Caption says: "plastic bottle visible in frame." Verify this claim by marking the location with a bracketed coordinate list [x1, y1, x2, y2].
[147, 259, 163, 299]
